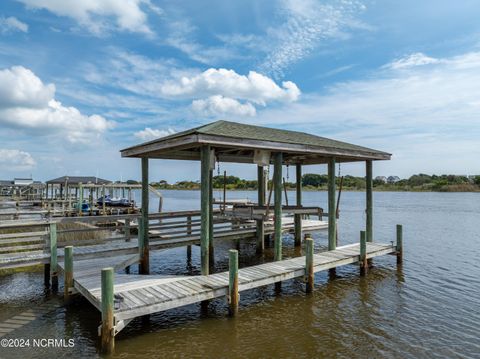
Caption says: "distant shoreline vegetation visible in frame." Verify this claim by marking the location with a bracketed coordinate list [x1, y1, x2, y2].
[125, 174, 480, 192]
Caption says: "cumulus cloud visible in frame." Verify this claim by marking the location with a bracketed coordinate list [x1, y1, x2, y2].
[161, 68, 300, 104]
[17, 0, 160, 35]
[254, 51, 480, 175]
[0, 16, 28, 34]
[0, 66, 113, 144]
[192, 96, 256, 117]
[134, 127, 175, 141]
[385, 52, 441, 70]
[0, 149, 36, 170]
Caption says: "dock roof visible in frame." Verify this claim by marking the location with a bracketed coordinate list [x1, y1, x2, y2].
[121, 120, 391, 164]
[46, 176, 111, 185]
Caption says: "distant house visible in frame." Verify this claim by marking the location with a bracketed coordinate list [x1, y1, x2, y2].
[387, 176, 401, 184]
[14, 177, 34, 186]
[375, 176, 387, 183]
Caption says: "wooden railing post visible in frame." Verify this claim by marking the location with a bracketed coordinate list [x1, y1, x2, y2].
[360, 230, 367, 276]
[64, 246, 73, 301]
[228, 249, 239, 316]
[49, 222, 58, 291]
[101, 267, 114, 354]
[396, 224, 403, 265]
[305, 234, 314, 293]
[125, 219, 131, 242]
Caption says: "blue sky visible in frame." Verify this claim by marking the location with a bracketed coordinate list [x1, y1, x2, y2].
[0, 0, 479, 182]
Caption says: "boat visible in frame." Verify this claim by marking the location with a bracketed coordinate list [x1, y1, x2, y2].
[97, 195, 133, 207]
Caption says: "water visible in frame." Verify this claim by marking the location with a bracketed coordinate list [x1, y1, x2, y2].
[1, 191, 479, 358]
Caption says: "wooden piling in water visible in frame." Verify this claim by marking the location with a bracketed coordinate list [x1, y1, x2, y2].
[256, 165, 265, 254]
[273, 152, 283, 261]
[228, 249, 239, 316]
[305, 234, 314, 293]
[100, 267, 114, 354]
[139, 157, 149, 274]
[209, 169, 215, 269]
[64, 246, 73, 300]
[49, 223, 58, 291]
[294, 164, 302, 247]
[78, 183, 83, 217]
[360, 230, 368, 276]
[200, 145, 211, 275]
[396, 224, 403, 265]
[328, 158, 337, 278]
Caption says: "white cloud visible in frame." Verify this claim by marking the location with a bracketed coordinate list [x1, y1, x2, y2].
[385, 52, 441, 70]
[134, 127, 175, 141]
[0, 66, 113, 144]
[258, 0, 367, 78]
[17, 0, 160, 35]
[0, 149, 36, 170]
[0, 16, 28, 34]
[253, 51, 480, 176]
[192, 96, 256, 117]
[161, 68, 300, 105]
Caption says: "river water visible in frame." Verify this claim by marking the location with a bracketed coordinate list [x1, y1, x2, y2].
[0, 191, 479, 358]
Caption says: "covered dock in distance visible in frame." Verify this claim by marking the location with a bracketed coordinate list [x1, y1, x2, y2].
[120, 120, 392, 275]
[45, 176, 112, 200]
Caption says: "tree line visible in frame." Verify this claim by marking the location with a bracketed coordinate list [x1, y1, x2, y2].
[140, 173, 480, 192]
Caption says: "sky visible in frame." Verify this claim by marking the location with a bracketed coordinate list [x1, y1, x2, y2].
[0, 0, 479, 183]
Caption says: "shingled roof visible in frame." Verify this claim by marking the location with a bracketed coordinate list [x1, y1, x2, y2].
[46, 176, 111, 185]
[121, 120, 391, 164]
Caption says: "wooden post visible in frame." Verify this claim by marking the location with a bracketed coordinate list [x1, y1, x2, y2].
[294, 164, 302, 246]
[273, 153, 283, 261]
[328, 158, 336, 250]
[186, 215, 192, 259]
[139, 157, 149, 274]
[360, 230, 368, 275]
[78, 182, 83, 217]
[125, 219, 131, 241]
[366, 160, 373, 243]
[200, 145, 211, 275]
[101, 267, 114, 354]
[64, 246, 73, 300]
[256, 165, 265, 254]
[102, 184, 106, 215]
[305, 234, 314, 293]
[396, 224, 403, 265]
[209, 168, 214, 268]
[228, 249, 239, 316]
[49, 222, 58, 291]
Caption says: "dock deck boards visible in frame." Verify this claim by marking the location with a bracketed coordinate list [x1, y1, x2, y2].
[64, 242, 395, 324]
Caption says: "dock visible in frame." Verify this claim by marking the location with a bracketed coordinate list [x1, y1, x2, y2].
[58, 241, 397, 333]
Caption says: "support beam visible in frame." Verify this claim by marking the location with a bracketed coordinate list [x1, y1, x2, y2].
[328, 158, 336, 251]
[294, 164, 302, 246]
[49, 223, 58, 291]
[209, 169, 214, 268]
[360, 231, 367, 276]
[228, 249, 239, 316]
[273, 152, 283, 261]
[100, 267, 114, 354]
[366, 160, 373, 243]
[78, 182, 83, 217]
[256, 166, 265, 253]
[396, 224, 403, 265]
[305, 234, 314, 293]
[64, 246, 73, 301]
[200, 145, 211, 275]
[139, 157, 149, 274]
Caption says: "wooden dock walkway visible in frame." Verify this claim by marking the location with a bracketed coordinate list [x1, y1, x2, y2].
[0, 217, 327, 270]
[59, 242, 396, 332]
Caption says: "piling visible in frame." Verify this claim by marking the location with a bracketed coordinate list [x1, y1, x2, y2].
[64, 246, 73, 300]
[360, 230, 367, 275]
[294, 164, 302, 247]
[396, 224, 403, 265]
[228, 249, 239, 316]
[49, 222, 58, 291]
[305, 234, 314, 293]
[101, 267, 114, 354]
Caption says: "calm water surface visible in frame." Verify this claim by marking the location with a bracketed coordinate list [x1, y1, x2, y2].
[0, 191, 479, 358]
